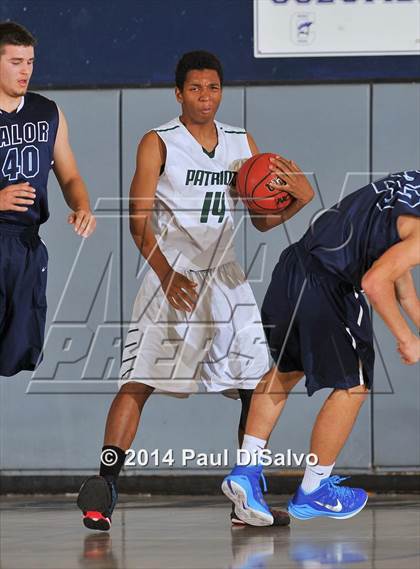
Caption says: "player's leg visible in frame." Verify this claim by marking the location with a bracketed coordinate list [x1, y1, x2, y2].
[77, 381, 154, 531]
[78, 266, 208, 531]
[230, 388, 278, 526]
[288, 383, 369, 520]
[222, 255, 302, 525]
[77, 271, 163, 531]
[244, 367, 304, 441]
[287, 277, 373, 521]
[235, 388, 289, 527]
[310, 384, 369, 465]
[237, 367, 302, 443]
[200, 262, 277, 525]
[225, 246, 372, 524]
[103, 381, 154, 449]
[242, 244, 305, 444]
[223, 367, 303, 526]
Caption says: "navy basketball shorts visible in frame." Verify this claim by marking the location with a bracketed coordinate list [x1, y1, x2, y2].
[261, 243, 374, 396]
[0, 223, 48, 377]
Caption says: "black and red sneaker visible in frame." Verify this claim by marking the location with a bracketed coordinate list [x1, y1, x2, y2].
[77, 475, 118, 531]
[230, 504, 290, 527]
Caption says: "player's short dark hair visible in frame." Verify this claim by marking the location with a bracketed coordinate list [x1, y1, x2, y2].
[175, 51, 223, 90]
[0, 21, 36, 54]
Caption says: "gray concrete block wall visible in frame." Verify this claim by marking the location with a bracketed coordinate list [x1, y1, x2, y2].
[0, 84, 419, 474]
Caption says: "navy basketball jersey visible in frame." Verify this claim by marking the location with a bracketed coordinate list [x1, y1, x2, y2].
[0, 92, 59, 226]
[300, 170, 420, 287]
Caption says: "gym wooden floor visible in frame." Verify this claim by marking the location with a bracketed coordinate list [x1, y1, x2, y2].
[1, 494, 419, 568]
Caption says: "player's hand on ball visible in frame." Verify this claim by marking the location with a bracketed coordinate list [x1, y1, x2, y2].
[68, 209, 96, 238]
[0, 182, 36, 212]
[161, 270, 198, 312]
[269, 156, 314, 205]
[397, 335, 420, 365]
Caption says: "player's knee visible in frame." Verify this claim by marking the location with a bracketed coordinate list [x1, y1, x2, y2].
[332, 384, 369, 405]
[348, 384, 370, 401]
[119, 381, 154, 399]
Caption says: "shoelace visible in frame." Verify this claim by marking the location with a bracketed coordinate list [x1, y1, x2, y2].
[325, 475, 356, 503]
[261, 473, 268, 493]
[248, 470, 268, 503]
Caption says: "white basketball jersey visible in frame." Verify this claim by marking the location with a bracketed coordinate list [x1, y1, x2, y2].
[152, 117, 252, 270]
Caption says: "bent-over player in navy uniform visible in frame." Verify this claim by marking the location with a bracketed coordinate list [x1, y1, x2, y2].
[222, 167, 420, 525]
[0, 22, 96, 376]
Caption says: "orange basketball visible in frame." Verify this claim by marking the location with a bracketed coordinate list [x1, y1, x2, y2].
[236, 153, 293, 213]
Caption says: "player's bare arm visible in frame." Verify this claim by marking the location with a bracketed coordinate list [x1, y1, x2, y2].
[53, 108, 96, 238]
[362, 215, 420, 364]
[245, 133, 314, 232]
[395, 270, 420, 330]
[129, 131, 197, 312]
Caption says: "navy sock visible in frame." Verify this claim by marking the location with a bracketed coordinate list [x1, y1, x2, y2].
[99, 445, 126, 482]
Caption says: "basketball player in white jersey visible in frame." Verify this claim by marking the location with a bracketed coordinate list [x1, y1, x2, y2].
[77, 51, 313, 531]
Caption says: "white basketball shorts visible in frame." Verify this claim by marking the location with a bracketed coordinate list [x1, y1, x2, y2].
[119, 261, 270, 396]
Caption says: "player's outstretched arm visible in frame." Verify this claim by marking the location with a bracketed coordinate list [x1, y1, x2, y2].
[129, 132, 197, 313]
[53, 108, 96, 238]
[395, 270, 420, 330]
[245, 134, 314, 232]
[362, 215, 420, 365]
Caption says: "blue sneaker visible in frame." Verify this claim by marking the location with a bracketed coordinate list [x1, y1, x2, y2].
[77, 475, 118, 531]
[288, 476, 368, 520]
[222, 465, 274, 526]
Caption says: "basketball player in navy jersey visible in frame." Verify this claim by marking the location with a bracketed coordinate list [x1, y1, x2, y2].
[77, 51, 313, 531]
[0, 22, 96, 376]
[223, 168, 420, 525]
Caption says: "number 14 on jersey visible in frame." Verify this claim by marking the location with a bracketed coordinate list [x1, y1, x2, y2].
[200, 191, 226, 223]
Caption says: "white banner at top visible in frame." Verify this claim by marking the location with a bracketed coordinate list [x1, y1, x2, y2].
[254, 0, 420, 57]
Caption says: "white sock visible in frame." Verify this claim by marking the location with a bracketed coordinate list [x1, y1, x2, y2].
[300, 463, 335, 494]
[240, 434, 267, 466]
